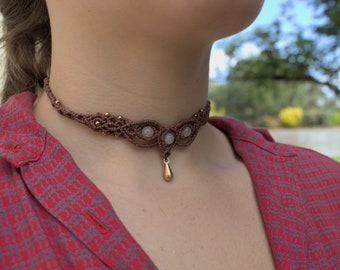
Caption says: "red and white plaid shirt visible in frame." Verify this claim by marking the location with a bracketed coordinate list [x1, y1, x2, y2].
[1, 92, 340, 269]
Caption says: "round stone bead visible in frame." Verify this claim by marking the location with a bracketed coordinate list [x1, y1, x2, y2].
[142, 126, 154, 138]
[181, 126, 192, 138]
[164, 132, 175, 145]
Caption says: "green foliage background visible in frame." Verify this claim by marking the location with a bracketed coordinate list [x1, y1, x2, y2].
[209, 0, 340, 127]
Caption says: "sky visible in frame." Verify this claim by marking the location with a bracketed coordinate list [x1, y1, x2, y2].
[209, 0, 315, 80]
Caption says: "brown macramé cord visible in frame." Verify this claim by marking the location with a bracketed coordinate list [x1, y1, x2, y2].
[44, 78, 210, 181]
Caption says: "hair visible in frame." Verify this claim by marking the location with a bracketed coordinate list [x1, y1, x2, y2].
[0, 0, 51, 103]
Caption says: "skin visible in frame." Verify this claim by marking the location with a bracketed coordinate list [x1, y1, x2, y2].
[34, 0, 276, 269]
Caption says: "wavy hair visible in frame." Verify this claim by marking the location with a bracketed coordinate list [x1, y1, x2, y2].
[0, 0, 51, 103]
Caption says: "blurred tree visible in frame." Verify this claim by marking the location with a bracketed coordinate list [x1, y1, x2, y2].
[209, 79, 330, 127]
[224, 18, 339, 94]
[209, 0, 339, 126]
[209, 100, 226, 117]
[227, 27, 316, 83]
[280, 0, 340, 94]
[315, 0, 339, 36]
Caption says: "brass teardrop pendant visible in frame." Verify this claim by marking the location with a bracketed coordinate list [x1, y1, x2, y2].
[163, 157, 173, 182]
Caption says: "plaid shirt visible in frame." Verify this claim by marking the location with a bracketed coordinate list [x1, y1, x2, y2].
[1, 92, 339, 270]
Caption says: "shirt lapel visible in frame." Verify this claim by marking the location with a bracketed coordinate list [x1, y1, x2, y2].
[210, 117, 309, 269]
[234, 142, 308, 269]
[20, 132, 156, 269]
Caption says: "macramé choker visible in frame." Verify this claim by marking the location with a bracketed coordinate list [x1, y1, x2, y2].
[44, 78, 210, 182]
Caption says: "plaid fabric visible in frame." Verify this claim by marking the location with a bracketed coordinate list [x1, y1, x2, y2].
[210, 117, 340, 269]
[1, 92, 339, 269]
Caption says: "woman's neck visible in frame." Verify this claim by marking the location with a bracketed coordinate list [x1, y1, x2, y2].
[33, 39, 217, 181]
[41, 0, 217, 127]
[47, 33, 211, 126]
[32, 2, 238, 185]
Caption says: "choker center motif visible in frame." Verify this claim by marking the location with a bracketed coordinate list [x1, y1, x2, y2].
[44, 78, 210, 182]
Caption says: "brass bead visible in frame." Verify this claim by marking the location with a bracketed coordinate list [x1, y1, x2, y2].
[163, 158, 173, 182]
[117, 115, 123, 120]
[54, 100, 60, 105]
[95, 121, 101, 126]
[200, 109, 204, 112]
[104, 112, 111, 117]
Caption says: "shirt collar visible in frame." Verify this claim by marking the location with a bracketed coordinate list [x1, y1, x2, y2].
[0, 92, 46, 167]
[209, 116, 297, 158]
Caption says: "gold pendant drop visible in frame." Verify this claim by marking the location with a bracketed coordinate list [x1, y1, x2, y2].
[163, 157, 173, 182]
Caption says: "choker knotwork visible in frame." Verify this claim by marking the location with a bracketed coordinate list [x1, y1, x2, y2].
[44, 78, 210, 182]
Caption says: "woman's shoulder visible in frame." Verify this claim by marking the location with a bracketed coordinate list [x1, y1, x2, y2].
[1, 90, 37, 113]
[209, 116, 339, 184]
[209, 117, 339, 261]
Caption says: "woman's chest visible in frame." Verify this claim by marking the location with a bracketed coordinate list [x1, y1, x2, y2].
[98, 166, 276, 269]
